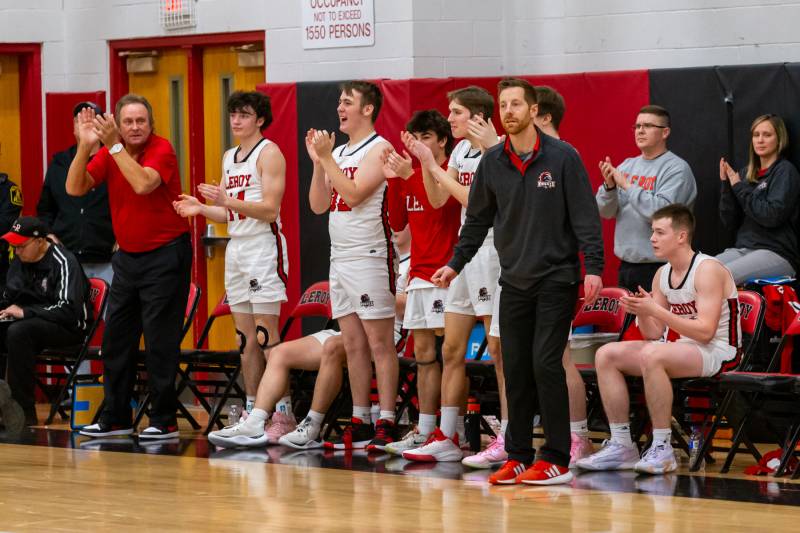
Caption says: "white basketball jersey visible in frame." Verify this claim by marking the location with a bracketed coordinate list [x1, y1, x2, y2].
[223, 138, 283, 239]
[659, 253, 742, 349]
[448, 139, 493, 245]
[329, 133, 391, 260]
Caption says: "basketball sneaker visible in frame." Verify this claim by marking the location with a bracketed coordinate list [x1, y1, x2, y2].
[208, 419, 268, 448]
[634, 443, 677, 475]
[518, 460, 574, 485]
[569, 432, 594, 467]
[384, 427, 429, 455]
[79, 422, 134, 438]
[402, 428, 463, 462]
[278, 417, 323, 450]
[139, 424, 179, 440]
[488, 459, 529, 485]
[366, 418, 398, 452]
[266, 412, 296, 444]
[575, 440, 639, 471]
[462, 433, 507, 469]
[323, 417, 374, 450]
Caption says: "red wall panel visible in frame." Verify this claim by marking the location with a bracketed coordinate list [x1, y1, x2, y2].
[45, 91, 106, 163]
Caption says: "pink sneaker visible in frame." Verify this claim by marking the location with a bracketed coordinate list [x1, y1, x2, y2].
[569, 432, 593, 467]
[461, 433, 508, 469]
[266, 412, 297, 444]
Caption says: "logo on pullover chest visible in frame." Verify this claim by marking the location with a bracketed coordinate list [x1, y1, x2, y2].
[537, 171, 556, 189]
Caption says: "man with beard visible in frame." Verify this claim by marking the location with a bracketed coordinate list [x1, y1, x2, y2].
[432, 78, 604, 485]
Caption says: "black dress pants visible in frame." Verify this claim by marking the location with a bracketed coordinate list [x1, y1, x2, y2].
[617, 261, 663, 293]
[100, 235, 191, 427]
[2, 318, 84, 420]
[499, 278, 578, 466]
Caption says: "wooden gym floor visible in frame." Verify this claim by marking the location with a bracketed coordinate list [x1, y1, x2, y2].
[1, 408, 799, 532]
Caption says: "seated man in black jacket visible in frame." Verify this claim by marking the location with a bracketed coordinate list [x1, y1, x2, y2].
[37, 101, 114, 283]
[0, 216, 92, 426]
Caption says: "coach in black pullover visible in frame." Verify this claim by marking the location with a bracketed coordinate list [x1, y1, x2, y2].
[436, 79, 603, 484]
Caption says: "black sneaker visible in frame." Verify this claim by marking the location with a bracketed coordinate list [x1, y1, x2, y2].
[138, 424, 179, 440]
[366, 418, 398, 452]
[0, 380, 25, 435]
[79, 422, 134, 438]
[323, 417, 374, 450]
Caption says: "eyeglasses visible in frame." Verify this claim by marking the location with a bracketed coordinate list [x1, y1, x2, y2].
[632, 123, 668, 131]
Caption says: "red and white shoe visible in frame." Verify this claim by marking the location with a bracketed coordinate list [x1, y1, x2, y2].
[488, 459, 529, 485]
[402, 428, 463, 462]
[518, 460, 574, 485]
[569, 432, 594, 467]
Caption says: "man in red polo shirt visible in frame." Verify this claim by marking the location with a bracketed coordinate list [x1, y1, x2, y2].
[67, 94, 192, 440]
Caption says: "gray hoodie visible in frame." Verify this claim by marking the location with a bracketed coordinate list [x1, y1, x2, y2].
[596, 150, 697, 263]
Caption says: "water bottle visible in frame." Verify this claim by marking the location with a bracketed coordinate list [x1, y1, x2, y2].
[688, 426, 704, 470]
[228, 403, 241, 425]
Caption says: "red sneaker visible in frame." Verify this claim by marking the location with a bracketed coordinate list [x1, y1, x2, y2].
[488, 459, 530, 485]
[518, 460, 573, 485]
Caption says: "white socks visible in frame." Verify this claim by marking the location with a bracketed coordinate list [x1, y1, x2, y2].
[353, 406, 371, 424]
[609, 422, 634, 447]
[440, 407, 458, 439]
[246, 408, 269, 429]
[652, 428, 672, 447]
[379, 410, 395, 424]
[570, 419, 589, 437]
[418, 413, 436, 436]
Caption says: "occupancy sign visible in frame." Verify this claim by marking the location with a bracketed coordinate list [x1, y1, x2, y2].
[301, 0, 375, 49]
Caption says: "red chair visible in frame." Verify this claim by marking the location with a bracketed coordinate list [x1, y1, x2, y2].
[279, 280, 332, 340]
[38, 278, 110, 425]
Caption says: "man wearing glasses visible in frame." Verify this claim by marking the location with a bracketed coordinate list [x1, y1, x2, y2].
[596, 105, 697, 292]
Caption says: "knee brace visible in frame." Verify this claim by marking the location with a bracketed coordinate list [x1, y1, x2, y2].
[235, 329, 246, 355]
[255, 325, 270, 350]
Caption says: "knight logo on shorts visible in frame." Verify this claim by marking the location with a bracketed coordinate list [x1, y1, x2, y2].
[478, 287, 490, 302]
[249, 278, 262, 293]
[360, 293, 374, 308]
[432, 299, 444, 313]
[537, 171, 556, 189]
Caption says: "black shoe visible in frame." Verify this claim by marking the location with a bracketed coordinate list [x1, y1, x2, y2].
[366, 418, 398, 452]
[0, 380, 25, 435]
[138, 424, 179, 440]
[323, 417, 374, 450]
[79, 422, 135, 438]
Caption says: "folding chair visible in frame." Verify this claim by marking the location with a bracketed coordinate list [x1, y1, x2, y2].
[176, 292, 244, 434]
[37, 278, 109, 425]
[708, 295, 800, 475]
[132, 282, 202, 429]
[672, 290, 766, 470]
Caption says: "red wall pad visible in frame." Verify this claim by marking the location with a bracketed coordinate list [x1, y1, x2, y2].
[256, 83, 302, 340]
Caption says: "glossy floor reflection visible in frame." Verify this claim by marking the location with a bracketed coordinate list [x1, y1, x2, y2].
[4, 425, 800, 509]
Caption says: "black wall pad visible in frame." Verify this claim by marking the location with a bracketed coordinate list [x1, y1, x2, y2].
[650, 63, 800, 256]
[296, 81, 343, 333]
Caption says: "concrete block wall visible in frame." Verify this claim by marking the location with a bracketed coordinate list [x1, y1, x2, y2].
[1, 0, 800, 91]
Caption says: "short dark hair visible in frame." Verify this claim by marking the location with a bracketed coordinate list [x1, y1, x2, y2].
[340, 80, 382, 122]
[406, 109, 455, 156]
[652, 204, 694, 240]
[535, 86, 566, 130]
[115, 94, 154, 127]
[227, 91, 273, 131]
[447, 86, 494, 120]
[639, 104, 671, 128]
[497, 77, 537, 105]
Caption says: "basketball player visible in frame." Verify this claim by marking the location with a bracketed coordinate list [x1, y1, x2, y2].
[207, 328, 346, 449]
[577, 204, 741, 474]
[379, 110, 461, 454]
[173, 91, 289, 425]
[307, 81, 399, 450]
[399, 86, 505, 463]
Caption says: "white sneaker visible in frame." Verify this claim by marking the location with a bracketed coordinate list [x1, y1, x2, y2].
[461, 433, 507, 469]
[208, 420, 268, 449]
[575, 440, 639, 471]
[634, 444, 677, 475]
[402, 428, 463, 462]
[278, 417, 323, 450]
[384, 428, 429, 456]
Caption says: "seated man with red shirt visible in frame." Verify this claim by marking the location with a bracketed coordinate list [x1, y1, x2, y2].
[380, 110, 462, 453]
[67, 94, 192, 440]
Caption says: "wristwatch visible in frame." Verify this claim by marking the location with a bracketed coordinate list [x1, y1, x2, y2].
[109, 143, 124, 155]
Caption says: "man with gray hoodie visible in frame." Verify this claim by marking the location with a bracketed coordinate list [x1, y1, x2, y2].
[596, 104, 697, 292]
